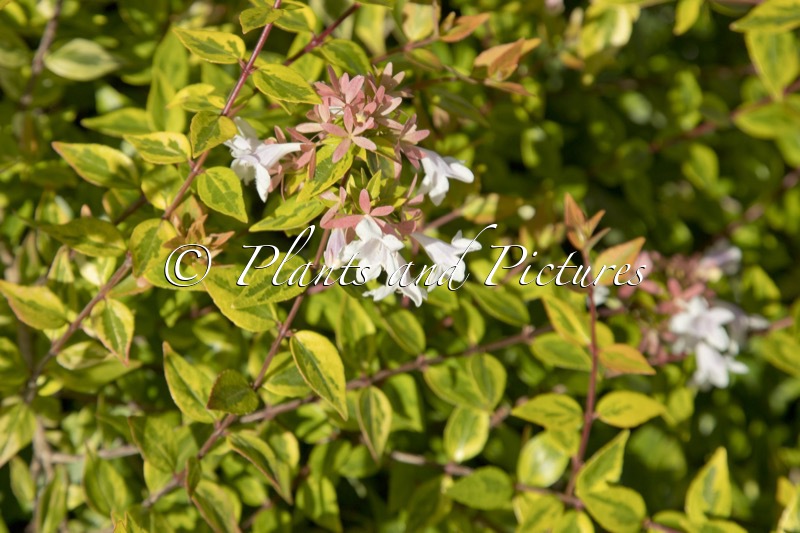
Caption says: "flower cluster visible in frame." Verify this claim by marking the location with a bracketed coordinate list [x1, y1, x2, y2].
[222, 63, 478, 306]
[625, 241, 767, 389]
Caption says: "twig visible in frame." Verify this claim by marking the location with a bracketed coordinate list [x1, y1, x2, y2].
[650, 77, 800, 153]
[48, 445, 139, 464]
[284, 4, 361, 66]
[20, 0, 64, 109]
[372, 36, 438, 64]
[565, 250, 601, 497]
[241, 326, 538, 423]
[24, 253, 133, 403]
[161, 0, 283, 220]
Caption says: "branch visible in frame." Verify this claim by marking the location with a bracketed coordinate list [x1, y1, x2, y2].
[650, 77, 800, 153]
[24, 253, 133, 403]
[19, 0, 64, 110]
[565, 250, 601, 497]
[284, 3, 361, 66]
[242, 326, 538, 423]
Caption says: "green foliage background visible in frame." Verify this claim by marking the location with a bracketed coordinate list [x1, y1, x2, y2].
[1, 0, 800, 531]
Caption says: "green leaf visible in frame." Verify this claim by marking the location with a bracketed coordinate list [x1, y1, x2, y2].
[317, 39, 371, 74]
[124, 132, 191, 164]
[297, 476, 342, 533]
[83, 450, 132, 516]
[682, 143, 718, 192]
[240, 4, 283, 33]
[754, 330, 800, 376]
[514, 493, 564, 531]
[517, 430, 572, 487]
[53, 341, 142, 393]
[44, 38, 119, 81]
[446, 467, 513, 510]
[190, 112, 237, 157]
[148, 70, 185, 133]
[263, 352, 311, 398]
[592, 237, 645, 285]
[0, 403, 35, 468]
[290, 330, 348, 419]
[552, 510, 595, 533]
[512, 393, 584, 429]
[543, 297, 591, 345]
[39, 218, 126, 258]
[81, 108, 152, 138]
[228, 430, 294, 504]
[203, 265, 280, 332]
[746, 30, 799, 101]
[444, 406, 490, 462]
[198, 167, 248, 222]
[130, 219, 180, 288]
[0, 281, 67, 330]
[298, 144, 355, 201]
[596, 391, 664, 428]
[90, 299, 134, 364]
[686, 447, 731, 522]
[464, 284, 530, 327]
[582, 486, 646, 533]
[424, 358, 489, 410]
[207, 369, 259, 415]
[381, 308, 426, 355]
[356, 387, 392, 461]
[249, 194, 325, 232]
[191, 480, 242, 533]
[336, 294, 376, 369]
[127, 414, 183, 472]
[185, 456, 201, 497]
[733, 97, 800, 139]
[406, 476, 453, 531]
[162, 342, 217, 423]
[731, 0, 800, 32]
[172, 27, 245, 64]
[34, 466, 68, 533]
[599, 344, 656, 375]
[530, 333, 592, 371]
[0, 339, 26, 391]
[253, 65, 321, 104]
[52, 142, 139, 189]
[142, 165, 182, 210]
[576, 430, 629, 495]
[360, 0, 395, 5]
[468, 354, 507, 410]
[674, 0, 703, 35]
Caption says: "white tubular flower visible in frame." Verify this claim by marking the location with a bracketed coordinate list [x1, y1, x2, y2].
[411, 231, 481, 286]
[324, 228, 347, 269]
[669, 296, 747, 389]
[341, 216, 405, 281]
[699, 240, 742, 282]
[417, 148, 474, 206]
[224, 118, 302, 202]
[364, 264, 427, 307]
[694, 343, 747, 389]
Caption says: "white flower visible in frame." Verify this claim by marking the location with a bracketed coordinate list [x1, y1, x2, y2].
[417, 148, 474, 206]
[693, 343, 747, 389]
[224, 118, 302, 202]
[699, 240, 742, 282]
[669, 297, 747, 389]
[342, 217, 427, 306]
[341, 217, 405, 282]
[324, 228, 347, 269]
[411, 231, 481, 287]
[364, 269, 427, 307]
